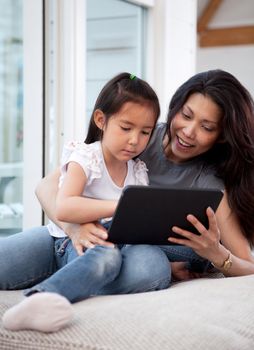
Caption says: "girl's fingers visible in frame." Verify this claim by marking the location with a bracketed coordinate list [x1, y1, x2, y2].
[91, 227, 108, 240]
[74, 242, 85, 256]
[79, 239, 95, 249]
[92, 237, 114, 247]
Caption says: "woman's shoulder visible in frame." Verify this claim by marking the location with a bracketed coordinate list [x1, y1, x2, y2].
[197, 164, 224, 190]
[153, 122, 167, 137]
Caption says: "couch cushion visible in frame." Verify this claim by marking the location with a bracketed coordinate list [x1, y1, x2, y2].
[0, 274, 254, 350]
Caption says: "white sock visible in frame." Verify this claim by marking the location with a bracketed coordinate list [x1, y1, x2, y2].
[2, 292, 74, 333]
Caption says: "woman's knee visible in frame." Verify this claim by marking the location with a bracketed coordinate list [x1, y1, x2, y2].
[0, 227, 55, 289]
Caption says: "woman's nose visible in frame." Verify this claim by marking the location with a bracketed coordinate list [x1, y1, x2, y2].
[183, 124, 196, 139]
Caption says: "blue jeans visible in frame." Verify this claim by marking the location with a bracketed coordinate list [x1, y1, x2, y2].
[0, 226, 171, 303]
[158, 245, 210, 273]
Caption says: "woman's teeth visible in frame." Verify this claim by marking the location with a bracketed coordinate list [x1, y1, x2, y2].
[178, 136, 192, 147]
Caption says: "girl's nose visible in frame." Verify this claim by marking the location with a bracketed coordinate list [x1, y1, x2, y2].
[128, 132, 139, 145]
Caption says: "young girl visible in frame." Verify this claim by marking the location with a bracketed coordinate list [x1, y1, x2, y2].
[2, 72, 160, 332]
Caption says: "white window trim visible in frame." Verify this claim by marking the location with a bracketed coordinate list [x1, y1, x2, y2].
[46, 0, 86, 165]
[126, 0, 155, 7]
[146, 0, 197, 120]
[23, 0, 43, 228]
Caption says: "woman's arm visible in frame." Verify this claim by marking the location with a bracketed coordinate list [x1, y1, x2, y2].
[35, 167, 61, 224]
[168, 192, 254, 277]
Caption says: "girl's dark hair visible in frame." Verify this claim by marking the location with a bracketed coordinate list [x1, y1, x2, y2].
[85, 72, 160, 143]
[166, 69, 254, 244]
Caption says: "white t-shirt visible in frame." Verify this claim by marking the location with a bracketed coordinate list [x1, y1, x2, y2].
[48, 141, 148, 237]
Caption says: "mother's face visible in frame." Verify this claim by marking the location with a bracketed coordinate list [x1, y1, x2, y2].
[167, 93, 222, 163]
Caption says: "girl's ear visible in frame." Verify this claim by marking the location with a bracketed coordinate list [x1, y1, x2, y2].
[93, 109, 106, 130]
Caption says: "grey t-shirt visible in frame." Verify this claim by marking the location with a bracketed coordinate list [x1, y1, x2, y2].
[140, 123, 224, 190]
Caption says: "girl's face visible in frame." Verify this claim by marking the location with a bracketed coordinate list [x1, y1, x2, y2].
[96, 101, 156, 164]
[167, 93, 222, 163]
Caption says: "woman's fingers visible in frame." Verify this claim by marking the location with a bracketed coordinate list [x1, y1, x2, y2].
[206, 207, 221, 239]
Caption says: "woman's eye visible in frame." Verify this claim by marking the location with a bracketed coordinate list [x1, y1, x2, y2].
[142, 131, 151, 135]
[202, 125, 214, 132]
[182, 112, 191, 119]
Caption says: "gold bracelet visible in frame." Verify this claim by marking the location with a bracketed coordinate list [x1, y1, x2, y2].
[211, 252, 232, 271]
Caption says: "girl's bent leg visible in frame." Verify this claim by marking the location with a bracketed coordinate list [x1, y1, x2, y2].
[101, 245, 171, 295]
[24, 245, 122, 303]
[0, 226, 56, 290]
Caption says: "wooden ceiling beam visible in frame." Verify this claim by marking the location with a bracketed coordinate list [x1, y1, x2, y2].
[199, 26, 254, 47]
[197, 0, 223, 33]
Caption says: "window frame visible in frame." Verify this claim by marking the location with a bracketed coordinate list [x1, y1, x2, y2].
[23, 0, 44, 228]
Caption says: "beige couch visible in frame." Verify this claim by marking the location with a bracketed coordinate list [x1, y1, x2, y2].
[1, 273, 254, 350]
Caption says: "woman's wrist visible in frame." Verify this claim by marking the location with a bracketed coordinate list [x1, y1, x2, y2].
[210, 245, 233, 271]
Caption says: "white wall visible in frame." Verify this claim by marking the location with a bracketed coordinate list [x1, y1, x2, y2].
[197, 0, 254, 97]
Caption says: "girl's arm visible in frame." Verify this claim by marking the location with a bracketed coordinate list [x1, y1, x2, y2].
[168, 192, 254, 277]
[35, 168, 114, 253]
[55, 161, 117, 223]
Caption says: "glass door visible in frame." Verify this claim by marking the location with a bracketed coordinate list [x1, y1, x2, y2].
[0, 0, 23, 235]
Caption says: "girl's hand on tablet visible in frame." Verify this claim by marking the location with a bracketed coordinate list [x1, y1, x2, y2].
[65, 222, 114, 255]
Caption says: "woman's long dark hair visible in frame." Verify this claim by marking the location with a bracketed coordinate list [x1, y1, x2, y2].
[166, 69, 254, 244]
[85, 72, 160, 143]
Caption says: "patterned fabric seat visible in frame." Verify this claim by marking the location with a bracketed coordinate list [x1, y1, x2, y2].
[0, 273, 253, 350]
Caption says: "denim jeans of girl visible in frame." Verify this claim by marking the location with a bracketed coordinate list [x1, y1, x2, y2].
[0, 226, 170, 302]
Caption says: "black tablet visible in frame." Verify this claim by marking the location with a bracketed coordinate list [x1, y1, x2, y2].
[107, 185, 223, 245]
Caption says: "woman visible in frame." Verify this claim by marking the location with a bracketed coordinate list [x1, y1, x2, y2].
[140, 69, 254, 277]
[1, 69, 254, 330]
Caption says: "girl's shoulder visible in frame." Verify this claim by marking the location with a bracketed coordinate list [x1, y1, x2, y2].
[61, 141, 103, 180]
[63, 140, 100, 154]
[62, 140, 101, 161]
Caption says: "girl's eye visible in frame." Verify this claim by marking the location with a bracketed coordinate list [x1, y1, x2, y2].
[142, 131, 151, 136]
[120, 126, 130, 131]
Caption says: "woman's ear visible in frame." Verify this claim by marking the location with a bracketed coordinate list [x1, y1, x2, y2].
[217, 134, 227, 144]
[93, 109, 106, 130]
